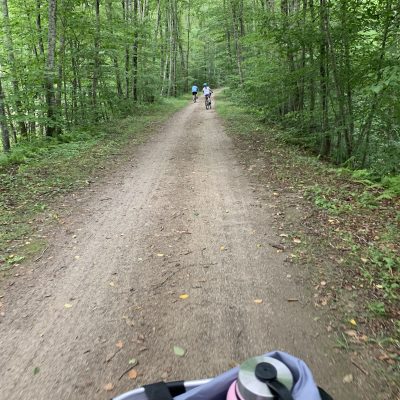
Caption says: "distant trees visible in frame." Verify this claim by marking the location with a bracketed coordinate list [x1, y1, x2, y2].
[202, 0, 400, 174]
[0, 0, 202, 151]
[1, 0, 399, 175]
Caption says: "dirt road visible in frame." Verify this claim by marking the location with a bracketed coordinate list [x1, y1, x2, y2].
[0, 97, 381, 399]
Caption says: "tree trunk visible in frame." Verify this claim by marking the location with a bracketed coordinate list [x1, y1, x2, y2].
[230, 0, 244, 84]
[123, 0, 131, 98]
[1, 0, 27, 136]
[0, 76, 11, 152]
[308, 0, 316, 123]
[71, 47, 78, 123]
[36, 0, 45, 56]
[320, 0, 350, 161]
[132, 0, 139, 101]
[5, 102, 17, 143]
[56, 30, 65, 135]
[223, 0, 233, 72]
[186, 0, 191, 92]
[92, 0, 101, 115]
[106, 0, 123, 96]
[359, 0, 393, 167]
[319, 0, 330, 156]
[340, 0, 354, 160]
[45, 0, 57, 137]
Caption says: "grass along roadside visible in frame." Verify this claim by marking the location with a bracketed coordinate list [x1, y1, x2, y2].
[216, 93, 399, 388]
[0, 97, 188, 276]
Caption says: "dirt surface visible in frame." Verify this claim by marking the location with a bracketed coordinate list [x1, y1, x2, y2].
[0, 97, 387, 399]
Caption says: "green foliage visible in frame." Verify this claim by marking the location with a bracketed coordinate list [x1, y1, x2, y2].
[351, 169, 376, 185]
[380, 176, 400, 199]
[2, 0, 398, 179]
[366, 247, 399, 301]
[1, 0, 203, 153]
[307, 185, 354, 215]
[368, 301, 386, 316]
[197, 0, 400, 177]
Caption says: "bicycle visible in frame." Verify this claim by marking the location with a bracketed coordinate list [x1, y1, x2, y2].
[205, 94, 211, 110]
[114, 351, 333, 400]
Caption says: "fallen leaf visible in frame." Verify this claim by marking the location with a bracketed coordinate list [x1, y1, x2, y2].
[157, 253, 164, 257]
[320, 281, 327, 286]
[344, 330, 357, 337]
[220, 246, 225, 251]
[279, 233, 289, 237]
[128, 358, 138, 366]
[254, 299, 263, 304]
[173, 346, 186, 357]
[64, 303, 73, 309]
[33, 367, 40, 375]
[349, 319, 357, 326]
[293, 238, 302, 244]
[109, 282, 115, 287]
[179, 294, 189, 299]
[116, 340, 124, 349]
[343, 374, 353, 384]
[104, 383, 114, 391]
[128, 369, 138, 380]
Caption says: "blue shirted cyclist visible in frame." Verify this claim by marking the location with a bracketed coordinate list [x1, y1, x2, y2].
[192, 84, 199, 102]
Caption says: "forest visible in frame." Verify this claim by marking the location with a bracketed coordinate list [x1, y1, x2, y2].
[0, 0, 399, 177]
[0, 2, 399, 396]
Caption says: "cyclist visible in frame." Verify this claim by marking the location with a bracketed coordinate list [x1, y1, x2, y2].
[203, 83, 213, 108]
[191, 84, 199, 102]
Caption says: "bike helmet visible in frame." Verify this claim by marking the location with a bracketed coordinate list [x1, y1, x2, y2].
[203, 83, 207, 87]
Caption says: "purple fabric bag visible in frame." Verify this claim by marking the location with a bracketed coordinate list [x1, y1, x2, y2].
[174, 351, 322, 400]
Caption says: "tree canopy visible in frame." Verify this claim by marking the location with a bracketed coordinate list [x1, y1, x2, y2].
[1, 0, 399, 175]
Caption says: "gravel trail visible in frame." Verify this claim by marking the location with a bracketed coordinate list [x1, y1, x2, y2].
[0, 97, 379, 399]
